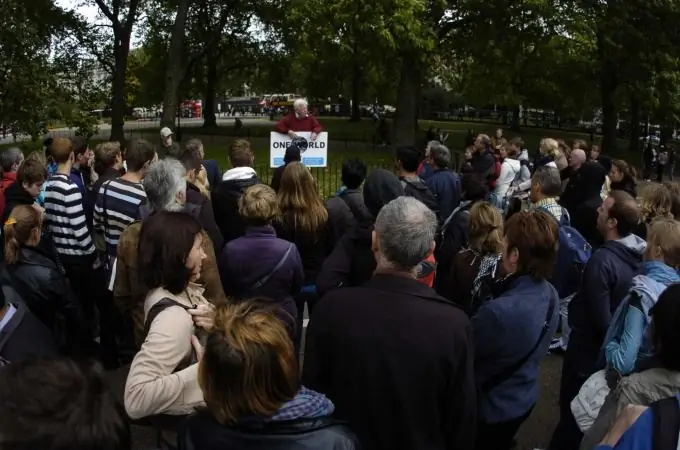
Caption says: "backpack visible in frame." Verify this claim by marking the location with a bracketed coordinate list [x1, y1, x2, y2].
[435, 203, 469, 260]
[542, 207, 592, 298]
[401, 178, 440, 215]
[652, 395, 680, 450]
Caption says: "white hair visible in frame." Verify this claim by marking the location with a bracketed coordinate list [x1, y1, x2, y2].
[374, 196, 437, 271]
[293, 98, 308, 111]
[143, 158, 187, 212]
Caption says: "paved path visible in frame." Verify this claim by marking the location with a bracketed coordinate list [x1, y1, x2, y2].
[0, 116, 273, 145]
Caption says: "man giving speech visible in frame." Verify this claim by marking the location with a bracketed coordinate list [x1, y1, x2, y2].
[275, 98, 323, 141]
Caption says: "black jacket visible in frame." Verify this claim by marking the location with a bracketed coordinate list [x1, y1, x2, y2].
[1, 181, 35, 226]
[316, 223, 375, 297]
[179, 411, 358, 450]
[434, 200, 476, 299]
[0, 299, 58, 364]
[274, 215, 334, 286]
[303, 274, 476, 450]
[325, 189, 371, 244]
[610, 176, 637, 199]
[470, 149, 495, 182]
[212, 175, 261, 243]
[270, 164, 288, 192]
[186, 182, 224, 254]
[4, 246, 82, 349]
[158, 141, 182, 159]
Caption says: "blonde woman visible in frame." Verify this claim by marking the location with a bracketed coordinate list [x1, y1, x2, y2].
[274, 162, 333, 352]
[538, 138, 568, 171]
[449, 202, 505, 314]
[636, 183, 675, 239]
[219, 184, 304, 337]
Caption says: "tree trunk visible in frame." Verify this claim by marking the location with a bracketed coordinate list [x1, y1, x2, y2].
[511, 105, 521, 131]
[161, 0, 192, 128]
[628, 95, 641, 154]
[109, 41, 129, 142]
[597, 27, 618, 154]
[393, 54, 421, 146]
[350, 55, 361, 122]
[202, 46, 218, 128]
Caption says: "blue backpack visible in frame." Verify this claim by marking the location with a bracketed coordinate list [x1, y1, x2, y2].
[542, 207, 592, 298]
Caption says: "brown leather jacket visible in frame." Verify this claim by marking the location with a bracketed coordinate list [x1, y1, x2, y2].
[114, 222, 226, 343]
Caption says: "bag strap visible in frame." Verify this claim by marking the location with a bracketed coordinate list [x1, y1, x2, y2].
[340, 192, 367, 223]
[480, 295, 556, 393]
[102, 180, 111, 262]
[440, 204, 465, 237]
[652, 396, 680, 450]
[144, 298, 191, 337]
[248, 244, 293, 291]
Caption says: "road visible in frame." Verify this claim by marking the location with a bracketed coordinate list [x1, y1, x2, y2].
[0, 116, 273, 145]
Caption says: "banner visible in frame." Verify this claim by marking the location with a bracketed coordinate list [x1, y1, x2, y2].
[270, 131, 328, 168]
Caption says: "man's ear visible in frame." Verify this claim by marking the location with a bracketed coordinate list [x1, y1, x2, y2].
[371, 230, 378, 253]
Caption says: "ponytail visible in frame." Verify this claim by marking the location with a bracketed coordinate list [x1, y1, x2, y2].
[4, 218, 21, 265]
[2, 206, 41, 265]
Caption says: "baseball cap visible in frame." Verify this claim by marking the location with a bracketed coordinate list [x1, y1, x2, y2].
[160, 127, 173, 138]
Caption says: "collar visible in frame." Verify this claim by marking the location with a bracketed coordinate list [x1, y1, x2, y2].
[223, 166, 257, 182]
[244, 225, 277, 237]
[147, 283, 206, 309]
[364, 273, 455, 307]
[0, 304, 17, 333]
[533, 197, 559, 209]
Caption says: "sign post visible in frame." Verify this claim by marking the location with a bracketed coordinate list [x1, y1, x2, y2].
[269, 131, 328, 168]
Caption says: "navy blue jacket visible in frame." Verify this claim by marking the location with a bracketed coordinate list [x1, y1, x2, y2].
[568, 234, 646, 371]
[425, 169, 461, 221]
[473, 275, 559, 423]
[203, 160, 221, 191]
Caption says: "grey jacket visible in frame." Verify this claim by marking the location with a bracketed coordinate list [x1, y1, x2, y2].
[580, 367, 680, 450]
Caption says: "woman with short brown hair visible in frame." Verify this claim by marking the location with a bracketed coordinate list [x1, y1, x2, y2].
[180, 301, 358, 450]
[472, 210, 560, 450]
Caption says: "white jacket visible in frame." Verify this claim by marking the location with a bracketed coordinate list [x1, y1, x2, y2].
[494, 158, 521, 199]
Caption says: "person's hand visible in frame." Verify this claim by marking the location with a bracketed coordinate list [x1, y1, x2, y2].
[288, 130, 298, 139]
[599, 404, 648, 447]
[310, 132, 317, 141]
[188, 303, 215, 330]
[191, 335, 204, 361]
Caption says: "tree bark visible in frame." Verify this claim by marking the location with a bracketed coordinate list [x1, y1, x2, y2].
[161, 0, 192, 128]
[350, 55, 361, 122]
[202, 44, 218, 128]
[511, 105, 521, 131]
[109, 37, 129, 142]
[393, 54, 421, 146]
[628, 95, 641, 154]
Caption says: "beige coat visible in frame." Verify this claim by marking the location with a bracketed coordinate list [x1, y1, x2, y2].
[124, 283, 208, 420]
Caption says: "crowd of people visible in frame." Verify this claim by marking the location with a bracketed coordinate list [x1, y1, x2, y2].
[0, 108, 680, 450]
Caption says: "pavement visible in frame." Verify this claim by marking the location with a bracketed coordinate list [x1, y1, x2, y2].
[0, 115, 273, 145]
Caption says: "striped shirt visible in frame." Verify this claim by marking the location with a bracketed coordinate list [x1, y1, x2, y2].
[93, 178, 147, 257]
[44, 173, 95, 257]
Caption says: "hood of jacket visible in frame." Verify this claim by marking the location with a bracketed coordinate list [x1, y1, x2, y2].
[518, 149, 530, 161]
[223, 166, 257, 182]
[268, 387, 334, 422]
[400, 175, 429, 192]
[363, 169, 404, 218]
[579, 161, 607, 197]
[600, 234, 647, 268]
[503, 158, 521, 172]
[4, 181, 35, 207]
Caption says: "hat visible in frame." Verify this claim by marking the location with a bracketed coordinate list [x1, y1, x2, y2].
[160, 127, 173, 138]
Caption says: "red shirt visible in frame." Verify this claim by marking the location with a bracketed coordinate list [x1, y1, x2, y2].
[275, 113, 323, 134]
[0, 172, 17, 221]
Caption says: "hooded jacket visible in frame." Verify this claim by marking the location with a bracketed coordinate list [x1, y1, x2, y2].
[610, 176, 637, 199]
[316, 170, 404, 297]
[212, 167, 261, 243]
[179, 388, 358, 450]
[603, 262, 680, 375]
[400, 175, 440, 217]
[494, 158, 521, 200]
[1, 181, 36, 226]
[325, 188, 371, 243]
[568, 234, 646, 370]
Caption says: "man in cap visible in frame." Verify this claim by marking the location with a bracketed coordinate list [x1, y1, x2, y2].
[158, 127, 181, 159]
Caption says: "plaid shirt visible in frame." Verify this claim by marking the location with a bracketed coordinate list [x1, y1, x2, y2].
[532, 197, 563, 222]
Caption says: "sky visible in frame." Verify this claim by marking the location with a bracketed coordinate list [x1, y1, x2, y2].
[56, 0, 100, 22]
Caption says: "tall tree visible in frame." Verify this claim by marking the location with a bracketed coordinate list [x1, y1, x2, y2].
[83, 0, 144, 141]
